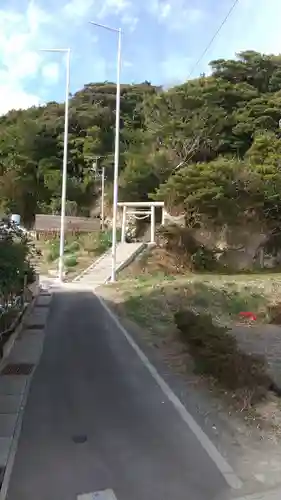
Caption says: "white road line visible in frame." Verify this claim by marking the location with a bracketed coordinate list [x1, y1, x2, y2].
[78, 490, 118, 499]
[97, 294, 243, 491]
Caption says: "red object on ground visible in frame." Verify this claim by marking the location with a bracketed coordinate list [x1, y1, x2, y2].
[239, 312, 257, 321]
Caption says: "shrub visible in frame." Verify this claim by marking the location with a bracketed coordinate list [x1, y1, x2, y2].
[174, 309, 271, 402]
[65, 240, 80, 253]
[0, 221, 35, 299]
[82, 233, 100, 253]
[81, 229, 121, 256]
[46, 239, 60, 262]
[157, 225, 221, 272]
[65, 254, 78, 268]
[94, 231, 113, 255]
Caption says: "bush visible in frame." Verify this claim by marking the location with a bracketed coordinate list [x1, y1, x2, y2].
[174, 309, 271, 402]
[157, 225, 221, 272]
[65, 240, 80, 253]
[81, 233, 99, 253]
[94, 231, 113, 255]
[81, 229, 121, 256]
[191, 246, 218, 271]
[46, 240, 60, 262]
[0, 221, 35, 335]
[0, 221, 35, 298]
[65, 254, 78, 268]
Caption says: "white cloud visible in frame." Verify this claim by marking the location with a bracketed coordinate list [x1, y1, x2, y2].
[41, 62, 60, 84]
[0, 1, 52, 114]
[149, 0, 204, 31]
[121, 13, 139, 32]
[175, 0, 281, 79]
[161, 55, 191, 83]
[197, 0, 281, 73]
[99, 0, 131, 14]
[62, 0, 96, 22]
[234, 0, 281, 55]
[63, 0, 132, 22]
[0, 84, 41, 116]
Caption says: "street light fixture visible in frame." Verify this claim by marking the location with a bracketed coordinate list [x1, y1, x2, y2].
[89, 21, 122, 282]
[40, 48, 70, 282]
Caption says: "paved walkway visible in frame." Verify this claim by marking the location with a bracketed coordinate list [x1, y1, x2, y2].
[0, 291, 51, 495]
[5, 290, 232, 500]
[73, 242, 145, 287]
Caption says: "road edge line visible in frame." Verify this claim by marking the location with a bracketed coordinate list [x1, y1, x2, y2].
[96, 293, 243, 491]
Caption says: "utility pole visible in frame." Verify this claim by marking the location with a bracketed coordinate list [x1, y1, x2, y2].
[101, 165, 105, 231]
[92, 156, 106, 231]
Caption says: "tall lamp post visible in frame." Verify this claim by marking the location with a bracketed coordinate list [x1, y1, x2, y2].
[89, 22, 122, 282]
[40, 48, 70, 282]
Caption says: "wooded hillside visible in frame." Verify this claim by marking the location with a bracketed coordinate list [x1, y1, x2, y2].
[1, 50, 281, 247]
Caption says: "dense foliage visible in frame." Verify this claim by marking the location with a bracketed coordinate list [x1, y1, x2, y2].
[0, 81, 158, 225]
[1, 50, 281, 240]
[0, 220, 35, 304]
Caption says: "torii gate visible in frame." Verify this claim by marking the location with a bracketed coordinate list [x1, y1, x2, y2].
[117, 201, 165, 244]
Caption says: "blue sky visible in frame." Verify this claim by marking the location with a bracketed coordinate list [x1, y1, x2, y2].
[0, 0, 281, 114]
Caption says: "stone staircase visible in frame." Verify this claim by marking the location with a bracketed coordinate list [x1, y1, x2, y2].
[72, 242, 146, 287]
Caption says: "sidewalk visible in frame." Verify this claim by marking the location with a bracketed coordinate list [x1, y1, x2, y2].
[0, 290, 52, 497]
[73, 242, 145, 286]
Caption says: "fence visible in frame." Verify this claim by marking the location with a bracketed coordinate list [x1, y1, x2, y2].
[0, 275, 37, 354]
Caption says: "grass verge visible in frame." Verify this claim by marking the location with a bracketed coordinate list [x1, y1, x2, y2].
[35, 229, 119, 278]
[98, 257, 281, 426]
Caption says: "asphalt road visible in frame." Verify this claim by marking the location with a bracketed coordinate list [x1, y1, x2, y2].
[7, 290, 232, 500]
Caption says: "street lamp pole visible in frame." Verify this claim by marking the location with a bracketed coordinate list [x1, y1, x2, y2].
[40, 48, 70, 282]
[89, 22, 122, 282]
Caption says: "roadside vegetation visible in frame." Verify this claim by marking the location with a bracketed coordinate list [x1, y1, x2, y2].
[0, 220, 36, 336]
[35, 229, 120, 278]
[98, 247, 281, 429]
[3, 49, 281, 430]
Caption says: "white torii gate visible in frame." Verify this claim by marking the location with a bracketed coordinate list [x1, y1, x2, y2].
[117, 201, 165, 244]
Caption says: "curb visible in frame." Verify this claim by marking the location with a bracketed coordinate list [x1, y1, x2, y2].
[0, 282, 41, 371]
[0, 283, 49, 500]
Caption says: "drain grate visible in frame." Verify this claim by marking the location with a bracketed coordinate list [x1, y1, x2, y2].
[26, 324, 44, 330]
[35, 304, 49, 308]
[2, 363, 34, 375]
